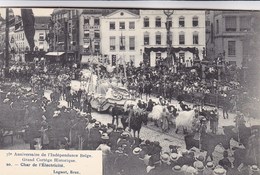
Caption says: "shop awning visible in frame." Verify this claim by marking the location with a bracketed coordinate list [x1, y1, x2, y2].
[45, 52, 64, 56]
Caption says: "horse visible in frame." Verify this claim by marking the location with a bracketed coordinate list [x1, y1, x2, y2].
[184, 132, 230, 161]
[175, 109, 196, 134]
[121, 110, 148, 138]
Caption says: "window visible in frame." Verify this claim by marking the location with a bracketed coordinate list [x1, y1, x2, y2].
[39, 41, 44, 45]
[129, 36, 135, 50]
[129, 22, 135, 29]
[228, 41, 236, 56]
[155, 32, 161, 45]
[179, 17, 185, 27]
[84, 31, 90, 38]
[155, 17, 161, 27]
[193, 32, 199, 44]
[179, 32, 185, 45]
[110, 36, 116, 51]
[240, 16, 251, 32]
[168, 18, 172, 28]
[94, 42, 100, 53]
[84, 18, 89, 25]
[192, 16, 199, 27]
[94, 31, 100, 39]
[225, 16, 237, 32]
[39, 33, 44, 41]
[206, 21, 210, 27]
[119, 22, 125, 29]
[94, 18, 100, 25]
[119, 36, 125, 50]
[110, 22, 115, 30]
[216, 20, 219, 34]
[144, 32, 149, 45]
[144, 17, 149, 27]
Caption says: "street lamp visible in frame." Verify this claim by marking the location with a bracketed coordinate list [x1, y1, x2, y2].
[164, 9, 174, 69]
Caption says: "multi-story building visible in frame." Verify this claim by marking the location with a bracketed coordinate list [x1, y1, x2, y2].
[8, 16, 50, 62]
[48, 9, 79, 64]
[79, 9, 104, 63]
[140, 10, 206, 67]
[100, 9, 141, 67]
[207, 11, 254, 67]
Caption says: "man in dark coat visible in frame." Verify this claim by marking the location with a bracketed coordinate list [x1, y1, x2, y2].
[219, 150, 232, 170]
[88, 122, 101, 150]
[111, 103, 120, 127]
[147, 99, 154, 112]
[127, 147, 147, 175]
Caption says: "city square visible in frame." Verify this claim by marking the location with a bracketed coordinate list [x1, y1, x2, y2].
[0, 8, 260, 175]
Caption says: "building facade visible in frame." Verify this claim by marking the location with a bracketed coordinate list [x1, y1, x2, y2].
[10, 16, 50, 62]
[100, 9, 142, 67]
[48, 9, 79, 64]
[207, 11, 254, 67]
[140, 10, 206, 67]
[79, 9, 103, 63]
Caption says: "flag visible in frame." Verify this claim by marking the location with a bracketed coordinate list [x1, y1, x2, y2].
[120, 32, 124, 50]
[120, 33, 123, 47]
[21, 9, 35, 51]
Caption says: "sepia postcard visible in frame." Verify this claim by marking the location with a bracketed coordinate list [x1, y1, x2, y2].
[0, 1, 259, 175]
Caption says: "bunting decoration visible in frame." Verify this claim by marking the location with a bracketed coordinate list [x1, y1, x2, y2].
[21, 9, 35, 52]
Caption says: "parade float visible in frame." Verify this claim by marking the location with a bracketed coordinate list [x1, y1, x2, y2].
[70, 69, 133, 112]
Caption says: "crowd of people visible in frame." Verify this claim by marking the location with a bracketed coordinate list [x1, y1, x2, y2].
[0, 59, 259, 175]
[0, 81, 259, 175]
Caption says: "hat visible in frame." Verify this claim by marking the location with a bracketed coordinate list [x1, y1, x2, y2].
[160, 153, 170, 163]
[3, 98, 10, 103]
[195, 161, 205, 171]
[121, 132, 130, 138]
[196, 155, 204, 162]
[186, 166, 197, 174]
[181, 165, 188, 172]
[181, 149, 189, 156]
[206, 162, 214, 169]
[170, 153, 178, 161]
[213, 167, 226, 175]
[94, 122, 100, 127]
[172, 165, 182, 172]
[133, 147, 142, 155]
[101, 133, 109, 140]
[251, 165, 260, 172]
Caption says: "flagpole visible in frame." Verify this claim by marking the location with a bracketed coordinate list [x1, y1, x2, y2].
[4, 8, 10, 78]
[123, 54, 126, 79]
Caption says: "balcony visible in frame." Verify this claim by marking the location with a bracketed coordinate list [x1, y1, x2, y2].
[94, 38, 100, 42]
[84, 24, 100, 30]
[83, 38, 90, 43]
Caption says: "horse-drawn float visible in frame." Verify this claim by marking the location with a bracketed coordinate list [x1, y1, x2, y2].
[71, 69, 133, 112]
